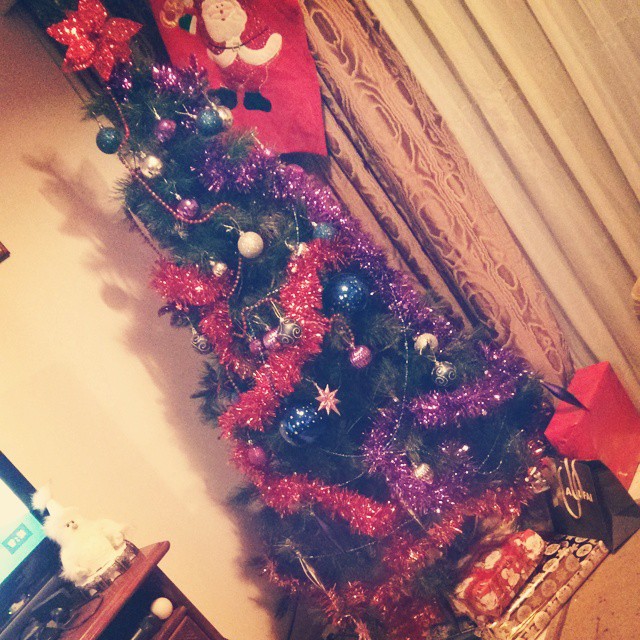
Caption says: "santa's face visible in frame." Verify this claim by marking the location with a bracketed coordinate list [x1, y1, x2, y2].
[201, 0, 247, 43]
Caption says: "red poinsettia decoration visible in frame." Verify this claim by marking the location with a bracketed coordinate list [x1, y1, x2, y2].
[47, 0, 142, 80]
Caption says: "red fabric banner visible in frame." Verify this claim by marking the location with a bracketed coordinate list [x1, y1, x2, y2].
[149, 0, 327, 155]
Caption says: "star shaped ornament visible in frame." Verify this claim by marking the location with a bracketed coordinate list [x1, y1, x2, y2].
[315, 384, 341, 416]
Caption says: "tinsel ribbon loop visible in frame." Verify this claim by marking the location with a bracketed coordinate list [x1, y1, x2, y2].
[218, 240, 342, 437]
[232, 441, 400, 538]
[408, 344, 531, 429]
[152, 259, 255, 379]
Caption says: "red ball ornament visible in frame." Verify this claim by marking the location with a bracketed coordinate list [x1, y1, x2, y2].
[176, 198, 200, 220]
[262, 328, 282, 350]
[154, 118, 177, 143]
[349, 345, 372, 369]
[247, 445, 268, 469]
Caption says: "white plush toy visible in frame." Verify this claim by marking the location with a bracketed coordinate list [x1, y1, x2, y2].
[32, 488, 127, 587]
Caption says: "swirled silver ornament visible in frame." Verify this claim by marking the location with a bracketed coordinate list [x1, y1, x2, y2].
[431, 360, 457, 388]
[191, 328, 213, 354]
[277, 317, 302, 345]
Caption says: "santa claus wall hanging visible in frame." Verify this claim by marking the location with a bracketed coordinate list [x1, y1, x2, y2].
[151, 0, 327, 155]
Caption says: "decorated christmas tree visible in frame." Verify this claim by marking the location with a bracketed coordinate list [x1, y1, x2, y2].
[48, 7, 555, 638]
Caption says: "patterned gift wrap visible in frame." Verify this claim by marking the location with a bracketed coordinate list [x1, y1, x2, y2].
[479, 536, 608, 640]
[451, 530, 545, 623]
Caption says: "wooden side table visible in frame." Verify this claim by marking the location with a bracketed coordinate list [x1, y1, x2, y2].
[60, 542, 227, 640]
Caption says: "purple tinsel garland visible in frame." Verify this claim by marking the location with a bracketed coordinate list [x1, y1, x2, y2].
[151, 56, 208, 97]
[195, 141, 461, 344]
[268, 163, 461, 343]
[363, 409, 474, 515]
[409, 344, 531, 429]
[194, 133, 536, 425]
[150, 58, 210, 131]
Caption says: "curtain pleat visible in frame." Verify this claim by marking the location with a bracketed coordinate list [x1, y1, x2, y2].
[366, 0, 640, 400]
[301, 0, 572, 383]
[527, 0, 640, 202]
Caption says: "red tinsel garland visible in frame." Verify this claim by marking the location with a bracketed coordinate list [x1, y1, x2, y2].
[233, 441, 400, 538]
[252, 450, 530, 639]
[308, 484, 528, 640]
[199, 300, 255, 379]
[152, 259, 255, 379]
[218, 240, 341, 437]
[152, 259, 230, 306]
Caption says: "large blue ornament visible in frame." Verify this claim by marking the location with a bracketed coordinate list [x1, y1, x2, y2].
[313, 222, 336, 240]
[279, 403, 325, 446]
[325, 273, 369, 315]
[96, 127, 122, 154]
[196, 108, 223, 136]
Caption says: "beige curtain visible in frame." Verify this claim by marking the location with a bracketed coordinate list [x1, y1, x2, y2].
[365, 0, 640, 401]
[301, 0, 573, 385]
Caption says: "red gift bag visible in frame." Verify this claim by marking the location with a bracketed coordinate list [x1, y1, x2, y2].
[545, 362, 640, 489]
[149, 0, 327, 155]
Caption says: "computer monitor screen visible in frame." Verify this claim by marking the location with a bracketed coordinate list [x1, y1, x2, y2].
[0, 453, 59, 634]
[0, 479, 47, 584]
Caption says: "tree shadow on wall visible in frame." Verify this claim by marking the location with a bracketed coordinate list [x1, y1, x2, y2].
[23, 150, 321, 640]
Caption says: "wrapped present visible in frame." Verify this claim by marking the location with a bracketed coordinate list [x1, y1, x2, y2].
[545, 362, 640, 489]
[547, 458, 640, 551]
[451, 530, 545, 624]
[479, 535, 608, 640]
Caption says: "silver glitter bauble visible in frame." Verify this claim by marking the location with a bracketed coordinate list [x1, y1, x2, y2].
[139, 154, 164, 179]
[413, 463, 435, 484]
[191, 328, 212, 354]
[237, 231, 264, 259]
[414, 332, 439, 354]
[431, 360, 457, 388]
[210, 261, 228, 277]
[277, 317, 302, 345]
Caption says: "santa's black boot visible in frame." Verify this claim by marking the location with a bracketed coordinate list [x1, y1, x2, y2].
[210, 87, 238, 109]
[244, 92, 272, 112]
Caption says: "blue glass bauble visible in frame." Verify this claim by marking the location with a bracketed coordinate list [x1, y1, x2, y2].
[279, 403, 325, 446]
[96, 127, 122, 154]
[313, 222, 336, 240]
[325, 273, 369, 315]
[196, 108, 223, 136]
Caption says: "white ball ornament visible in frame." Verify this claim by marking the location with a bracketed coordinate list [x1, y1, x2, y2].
[414, 332, 439, 354]
[150, 597, 174, 620]
[139, 154, 164, 179]
[237, 231, 264, 259]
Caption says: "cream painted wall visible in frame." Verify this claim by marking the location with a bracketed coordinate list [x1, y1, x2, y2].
[0, 11, 284, 640]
